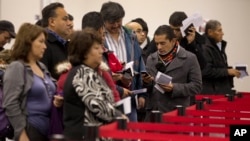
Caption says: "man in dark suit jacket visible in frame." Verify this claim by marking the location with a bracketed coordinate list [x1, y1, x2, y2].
[201, 20, 240, 94]
[40, 2, 71, 80]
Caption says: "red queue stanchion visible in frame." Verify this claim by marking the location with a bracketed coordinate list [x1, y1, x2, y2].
[150, 110, 162, 123]
[99, 108, 230, 140]
[99, 121, 229, 141]
[98, 92, 250, 141]
[163, 91, 250, 139]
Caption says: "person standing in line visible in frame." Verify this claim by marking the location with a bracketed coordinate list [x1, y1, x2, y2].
[0, 20, 16, 51]
[131, 18, 152, 63]
[169, 11, 206, 105]
[125, 22, 146, 48]
[201, 20, 240, 94]
[143, 25, 202, 120]
[81, 11, 123, 102]
[125, 21, 149, 122]
[168, 11, 206, 70]
[100, 1, 147, 122]
[63, 29, 127, 140]
[3, 23, 63, 141]
[40, 2, 71, 80]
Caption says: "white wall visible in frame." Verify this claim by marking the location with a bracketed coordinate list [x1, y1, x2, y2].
[1, 0, 250, 92]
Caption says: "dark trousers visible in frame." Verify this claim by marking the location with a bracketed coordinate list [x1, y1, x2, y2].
[26, 123, 49, 141]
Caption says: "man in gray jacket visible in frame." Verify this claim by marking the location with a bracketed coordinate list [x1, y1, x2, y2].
[143, 25, 202, 119]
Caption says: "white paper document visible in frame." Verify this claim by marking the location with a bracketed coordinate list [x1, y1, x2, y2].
[115, 96, 131, 114]
[154, 72, 172, 93]
[234, 64, 249, 78]
[131, 88, 147, 95]
[132, 88, 147, 109]
[180, 13, 203, 37]
[135, 95, 139, 109]
[124, 61, 134, 76]
[154, 71, 172, 85]
[154, 84, 165, 94]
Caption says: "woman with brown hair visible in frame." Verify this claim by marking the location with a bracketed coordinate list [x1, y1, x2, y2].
[63, 29, 127, 140]
[3, 23, 63, 141]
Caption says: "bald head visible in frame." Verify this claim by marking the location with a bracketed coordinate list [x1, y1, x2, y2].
[125, 22, 145, 44]
[125, 22, 141, 30]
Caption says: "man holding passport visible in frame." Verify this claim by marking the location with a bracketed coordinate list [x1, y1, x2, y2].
[143, 25, 202, 121]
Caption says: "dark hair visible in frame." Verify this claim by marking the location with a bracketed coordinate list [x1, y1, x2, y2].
[100, 1, 125, 22]
[42, 2, 64, 27]
[82, 11, 104, 30]
[11, 23, 47, 62]
[0, 20, 16, 38]
[169, 11, 187, 27]
[68, 29, 102, 66]
[131, 18, 148, 34]
[35, 19, 43, 27]
[205, 20, 221, 34]
[154, 25, 176, 41]
[68, 13, 74, 21]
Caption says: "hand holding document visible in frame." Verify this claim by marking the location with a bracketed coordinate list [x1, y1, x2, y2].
[154, 71, 172, 93]
[180, 13, 203, 37]
[131, 88, 147, 95]
[115, 96, 131, 114]
[235, 64, 249, 78]
[155, 71, 172, 85]
[124, 61, 134, 76]
[116, 61, 135, 79]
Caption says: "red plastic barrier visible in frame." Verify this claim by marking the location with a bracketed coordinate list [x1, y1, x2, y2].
[99, 122, 229, 141]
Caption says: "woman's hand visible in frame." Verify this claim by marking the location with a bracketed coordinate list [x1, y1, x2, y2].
[121, 114, 129, 122]
[53, 95, 64, 107]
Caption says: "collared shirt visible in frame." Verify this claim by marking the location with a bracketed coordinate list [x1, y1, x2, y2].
[217, 42, 222, 51]
[140, 37, 149, 50]
[46, 29, 67, 47]
[27, 73, 56, 136]
[104, 28, 127, 63]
